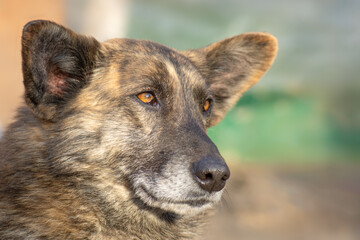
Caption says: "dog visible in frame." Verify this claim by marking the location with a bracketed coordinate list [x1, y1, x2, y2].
[0, 20, 277, 239]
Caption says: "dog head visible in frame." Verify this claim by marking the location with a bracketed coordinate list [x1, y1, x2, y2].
[21, 20, 277, 216]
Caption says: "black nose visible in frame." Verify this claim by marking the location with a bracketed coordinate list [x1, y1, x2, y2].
[192, 157, 230, 193]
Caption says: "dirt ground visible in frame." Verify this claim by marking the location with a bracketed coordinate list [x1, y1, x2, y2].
[199, 162, 360, 240]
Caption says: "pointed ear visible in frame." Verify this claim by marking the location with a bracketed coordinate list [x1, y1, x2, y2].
[21, 20, 102, 121]
[183, 33, 278, 127]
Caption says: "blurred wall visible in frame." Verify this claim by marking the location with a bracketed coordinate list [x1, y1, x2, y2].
[0, 0, 65, 129]
[66, 0, 129, 41]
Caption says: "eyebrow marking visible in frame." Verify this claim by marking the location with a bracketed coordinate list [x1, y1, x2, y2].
[165, 61, 179, 84]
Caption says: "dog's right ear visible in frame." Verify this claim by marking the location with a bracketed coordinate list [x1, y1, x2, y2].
[21, 20, 102, 121]
[182, 33, 277, 127]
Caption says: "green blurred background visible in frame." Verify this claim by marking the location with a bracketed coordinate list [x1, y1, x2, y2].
[123, 0, 360, 163]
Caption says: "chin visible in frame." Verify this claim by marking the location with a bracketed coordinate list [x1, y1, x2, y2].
[133, 183, 223, 216]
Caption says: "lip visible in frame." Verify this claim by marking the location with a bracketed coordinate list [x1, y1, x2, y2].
[139, 185, 211, 207]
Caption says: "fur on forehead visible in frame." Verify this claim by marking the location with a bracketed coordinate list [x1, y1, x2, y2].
[102, 38, 208, 91]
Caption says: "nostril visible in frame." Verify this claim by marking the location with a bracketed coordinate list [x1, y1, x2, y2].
[204, 173, 213, 180]
[196, 171, 213, 182]
[221, 173, 230, 181]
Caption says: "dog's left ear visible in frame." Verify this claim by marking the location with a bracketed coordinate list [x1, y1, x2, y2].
[183, 33, 278, 127]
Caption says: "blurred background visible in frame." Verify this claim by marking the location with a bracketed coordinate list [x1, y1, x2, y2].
[0, 0, 359, 239]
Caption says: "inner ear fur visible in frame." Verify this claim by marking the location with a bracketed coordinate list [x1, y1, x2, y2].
[21, 20, 102, 121]
[183, 33, 278, 127]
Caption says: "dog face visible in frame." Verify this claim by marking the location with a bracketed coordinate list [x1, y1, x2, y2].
[21, 21, 277, 216]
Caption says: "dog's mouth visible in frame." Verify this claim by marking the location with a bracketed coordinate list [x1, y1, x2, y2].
[132, 184, 221, 216]
[139, 185, 211, 207]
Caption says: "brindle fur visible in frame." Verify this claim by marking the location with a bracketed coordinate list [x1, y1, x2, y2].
[0, 20, 277, 239]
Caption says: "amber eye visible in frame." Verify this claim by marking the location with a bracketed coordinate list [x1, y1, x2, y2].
[203, 99, 211, 112]
[137, 92, 157, 106]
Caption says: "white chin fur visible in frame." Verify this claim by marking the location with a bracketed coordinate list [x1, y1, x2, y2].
[134, 185, 223, 216]
[132, 160, 224, 215]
